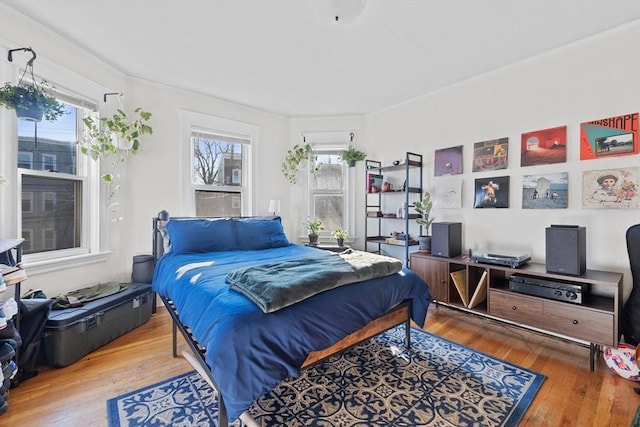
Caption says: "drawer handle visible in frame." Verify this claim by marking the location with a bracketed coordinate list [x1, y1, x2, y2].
[511, 306, 517, 311]
[572, 320, 579, 325]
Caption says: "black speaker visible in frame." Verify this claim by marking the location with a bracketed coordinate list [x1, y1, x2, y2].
[431, 222, 462, 258]
[545, 225, 586, 276]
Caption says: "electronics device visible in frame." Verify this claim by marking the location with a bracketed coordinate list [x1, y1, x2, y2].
[470, 249, 531, 268]
[545, 225, 586, 276]
[431, 222, 461, 258]
[509, 274, 587, 304]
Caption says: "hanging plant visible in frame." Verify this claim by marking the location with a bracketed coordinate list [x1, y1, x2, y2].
[0, 82, 66, 122]
[339, 146, 367, 167]
[282, 143, 320, 184]
[79, 107, 153, 182]
[0, 47, 66, 122]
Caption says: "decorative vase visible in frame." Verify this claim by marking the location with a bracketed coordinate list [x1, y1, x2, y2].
[308, 234, 319, 245]
[347, 160, 356, 167]
[336, 238, 344, 247]
[417, 235, 431, 253]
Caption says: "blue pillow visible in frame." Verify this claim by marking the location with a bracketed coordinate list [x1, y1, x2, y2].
[235, 217, 290, 250]
[166, 218, 237, 254]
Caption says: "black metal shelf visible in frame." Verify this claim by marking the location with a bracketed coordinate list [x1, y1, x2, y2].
[364, 152, 423, 266]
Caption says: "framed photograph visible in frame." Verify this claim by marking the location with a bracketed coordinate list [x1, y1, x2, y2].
[472, 138, 508, 172]
[473, 176, 510, 208]
[520, 126, 567, 167]
[434, 145, 463, 176]
[522, 172, 568, 209]
[580, 112, 638, 160]
[433, 177, 463, 209]
[582, 167, 639, 209]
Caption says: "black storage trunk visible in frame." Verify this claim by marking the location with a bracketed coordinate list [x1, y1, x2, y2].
[42, 283, 153, 367]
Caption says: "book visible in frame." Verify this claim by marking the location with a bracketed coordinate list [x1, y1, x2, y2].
[449, 270, 468, 307]
[468, 270, 488, 309]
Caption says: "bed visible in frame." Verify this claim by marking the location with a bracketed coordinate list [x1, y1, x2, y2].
[151, 213, 431, 426]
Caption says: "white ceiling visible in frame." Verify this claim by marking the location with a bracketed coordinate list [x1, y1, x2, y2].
[3, 0, 640, 117]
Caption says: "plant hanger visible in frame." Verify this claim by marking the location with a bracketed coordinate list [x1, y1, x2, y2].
[0, 46, 66, 122]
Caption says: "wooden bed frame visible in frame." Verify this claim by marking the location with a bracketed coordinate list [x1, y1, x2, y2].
[152, 214, 413, 427]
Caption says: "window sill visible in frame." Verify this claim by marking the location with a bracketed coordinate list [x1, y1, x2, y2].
[23, 251, 112, 277]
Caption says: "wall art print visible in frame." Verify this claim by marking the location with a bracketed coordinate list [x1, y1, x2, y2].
[472, 138, 508, 172]
[522, 172, 568, 209]
[434, 145, 463, 176]
[582, 167, 639, 209]
[520, 126, 567, 167]
[433, 177, 462, 209]
[580, 112, 638, 160]
[474, 176, 510, 208]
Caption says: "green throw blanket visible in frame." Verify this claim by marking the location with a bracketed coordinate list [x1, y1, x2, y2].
[226, 249, 402, 313]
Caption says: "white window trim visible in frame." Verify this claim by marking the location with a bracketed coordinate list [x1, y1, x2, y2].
[179, 110, 258, 215]
[299, 131, 357, 243]
[0, 45, 109, 272]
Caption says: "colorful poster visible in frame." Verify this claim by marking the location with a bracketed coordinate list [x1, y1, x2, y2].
[473, 176, 510, 208]
[522, 172, 568, 209]
[580, 112, 638, 160]
[582, 167, 639, 209]
[434, 145, 463, 176]
[472, 138, 508, 172]
[520, 126, 567, 167]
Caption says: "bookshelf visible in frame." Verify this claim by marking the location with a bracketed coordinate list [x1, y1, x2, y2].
[364, 152, 423, 266]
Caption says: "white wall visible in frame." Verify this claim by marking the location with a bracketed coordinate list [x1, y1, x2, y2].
[1, 3, 638, 299]
[363, 21, 640, 296]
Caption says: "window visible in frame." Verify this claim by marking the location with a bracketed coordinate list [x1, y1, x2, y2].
[182, 110, 257, 217]
[42, 153, 57, 172]
[309, 148, 347, 234]
[192, 130, 248, 217]
[22, 192, 33, 214]
[18, 98, 93, 256]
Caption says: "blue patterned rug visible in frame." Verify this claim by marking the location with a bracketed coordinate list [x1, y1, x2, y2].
[107, 325, 544, 426]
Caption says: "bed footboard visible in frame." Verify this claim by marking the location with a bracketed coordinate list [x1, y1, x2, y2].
[160, 293, 412, 427]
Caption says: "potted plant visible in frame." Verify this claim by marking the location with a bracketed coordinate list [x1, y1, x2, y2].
[413, 192, 435, 253]
[304, 218, 324, 245]
[339, 146, 367, 167]
[282, 143, 320, 184]
[0, 81, 66, 122]
[79, 107, 153, 183]
[331, 229, 349, 247]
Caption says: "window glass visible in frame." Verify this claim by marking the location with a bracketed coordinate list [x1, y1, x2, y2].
[18, 103, 85, 254]
[310, 149, 347, 235]
[192, 131, 247, 216]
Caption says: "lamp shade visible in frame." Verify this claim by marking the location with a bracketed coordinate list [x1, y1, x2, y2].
[268, 200, 280, 215]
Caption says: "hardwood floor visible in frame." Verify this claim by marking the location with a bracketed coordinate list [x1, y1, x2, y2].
[2, 303, 639, 426]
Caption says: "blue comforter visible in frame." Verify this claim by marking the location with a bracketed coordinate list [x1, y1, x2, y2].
[153, 244, 431, 422]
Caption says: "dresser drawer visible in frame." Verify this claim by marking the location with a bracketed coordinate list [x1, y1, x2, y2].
[489, 291, 543, 325]
[541, 301, 614, 345]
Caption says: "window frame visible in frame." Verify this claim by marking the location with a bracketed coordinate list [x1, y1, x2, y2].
[180, 110, 258, 216]
[300, 131, 357, 243]
[0, 51, 108, 272]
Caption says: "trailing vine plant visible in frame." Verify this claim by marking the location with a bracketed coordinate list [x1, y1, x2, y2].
[79, 107, 153, 220]
[281, 143, 320, 184]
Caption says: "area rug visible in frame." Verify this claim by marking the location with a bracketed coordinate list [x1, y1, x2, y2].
[107, 325, 545, 426]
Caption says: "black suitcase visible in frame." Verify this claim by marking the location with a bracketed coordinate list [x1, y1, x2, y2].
[42, 283, 153, 367]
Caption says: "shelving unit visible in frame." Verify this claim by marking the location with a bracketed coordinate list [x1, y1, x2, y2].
[364, 152, 423, 266]
[410, 252, 623, 371]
